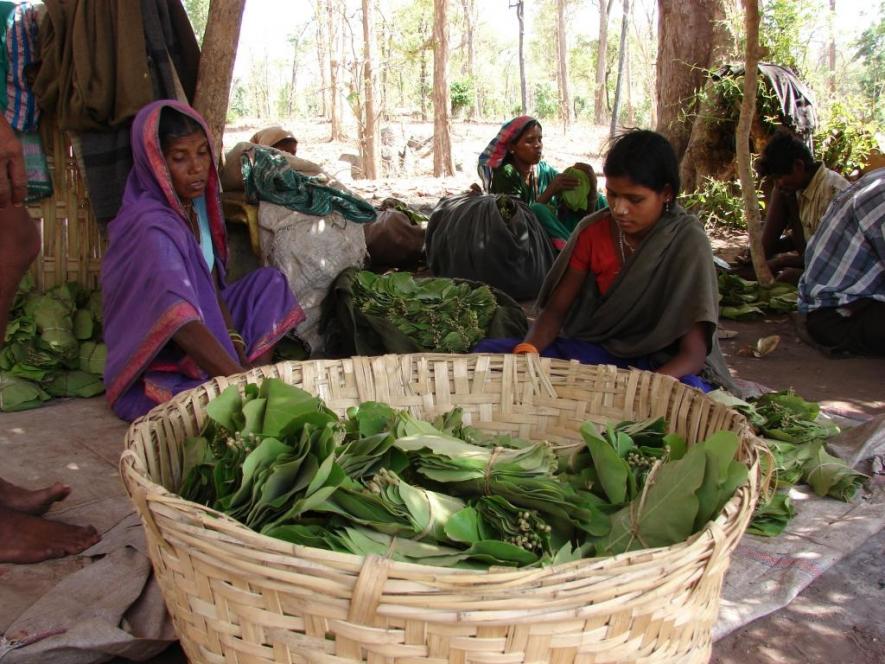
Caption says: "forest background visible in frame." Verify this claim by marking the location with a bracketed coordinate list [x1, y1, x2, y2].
[181, 0, 884, 204]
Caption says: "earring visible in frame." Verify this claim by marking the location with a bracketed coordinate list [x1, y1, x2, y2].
[664, 199, 672, 213]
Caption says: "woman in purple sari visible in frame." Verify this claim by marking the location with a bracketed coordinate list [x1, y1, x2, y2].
[101, 100, 305, 421]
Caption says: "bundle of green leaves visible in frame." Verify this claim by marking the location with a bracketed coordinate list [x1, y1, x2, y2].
[179, 379, 750, 568]
[0, 276, 106, 411]
[351, 271, 498, 353]
[718, 273, 798, 320]
[709, 389, 867, 538]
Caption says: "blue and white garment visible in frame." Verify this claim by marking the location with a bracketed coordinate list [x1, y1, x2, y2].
[798, 168, 885, 314]
[4, 1, 40, 132]
[194, 196, 215, 270]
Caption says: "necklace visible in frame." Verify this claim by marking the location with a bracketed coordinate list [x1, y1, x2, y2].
[617, 227, 637, 263]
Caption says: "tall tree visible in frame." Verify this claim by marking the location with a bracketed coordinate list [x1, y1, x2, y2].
[594, 0, 609, 124]
[736, 0, 772, 284]
[511, 0, 528, 114]
[827, 0, 836, 96]
[361, 0, 380, 178]
[556, 0, 571, 126]
[610, 0, 629, 136]
[313, 0, 328, 118]
[193, 0, 246, 158]
[460, 0, 479, 120]
[432, 0, 455, 176]
[655, 0, 729, 161]
[328, 0, 344, 141]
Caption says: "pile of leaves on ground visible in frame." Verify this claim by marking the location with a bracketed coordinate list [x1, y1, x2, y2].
[179, 379, 749, 568]
[351, 271, 499, 353]
[718, 273, 798, 320]
[709, 389, 867, 538]
[0, 275, 106, 412]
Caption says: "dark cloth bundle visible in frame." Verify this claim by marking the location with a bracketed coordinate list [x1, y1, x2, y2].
[425, 193, 555, 301]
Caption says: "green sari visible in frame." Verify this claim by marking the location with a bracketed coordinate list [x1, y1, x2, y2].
[490, 161, 606, 248]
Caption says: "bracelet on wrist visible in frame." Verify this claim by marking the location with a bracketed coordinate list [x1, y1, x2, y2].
[513, 342, 539, 355]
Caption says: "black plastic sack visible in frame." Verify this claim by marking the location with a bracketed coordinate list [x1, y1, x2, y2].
[320, 267, 529, 358]
[425, 194, 554, 301]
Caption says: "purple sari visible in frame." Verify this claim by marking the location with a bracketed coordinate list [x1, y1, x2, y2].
[101, 100, 305, 421]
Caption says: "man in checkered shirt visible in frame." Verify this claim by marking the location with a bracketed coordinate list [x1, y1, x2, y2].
[798, 167, 885, 356]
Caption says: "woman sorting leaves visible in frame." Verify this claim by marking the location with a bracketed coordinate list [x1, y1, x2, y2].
[476, 115, 607, 250]
[476, 129, 736, 393]
[101, 100, 305, 421]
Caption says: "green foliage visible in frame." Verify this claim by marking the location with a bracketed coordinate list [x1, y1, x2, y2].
[853, 4, 885, 124]
[352, 271, 498, 353]
[181, 384, 750, 567]
[759, 0, 815, 73]
[181, 0, 210, 46]
[227, 80, 249, 122]
[814, 101, 879, 176]
[533, 81, 559, 119]
[680, 177, 765, 231]
[1, 277, 106, 411]
[717, 274, 798, 320]
[450, 79, 474, 114]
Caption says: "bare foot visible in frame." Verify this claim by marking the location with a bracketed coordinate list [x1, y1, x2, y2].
[0, 506, 100, 564]
[0, 478, 71, 515]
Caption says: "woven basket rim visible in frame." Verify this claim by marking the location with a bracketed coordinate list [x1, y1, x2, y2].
[121, 353, 763, 579]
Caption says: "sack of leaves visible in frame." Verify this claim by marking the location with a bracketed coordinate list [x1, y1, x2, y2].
[320, 267, 528, 357]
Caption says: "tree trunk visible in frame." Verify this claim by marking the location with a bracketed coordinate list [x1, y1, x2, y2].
[432, 0, 454, 176]
[192, 0, 246, 158]
[361, 0, 380, 179]
[828, 0, 836, 96]
[515, 0, 527, 114]
[556, 0, 571, 127]
[420, 48, 428, 121]
[594, 0, 608, 124]
[610, 0, 629, 137]
[314, 0, 327, 118]
[461, 0, 479, 121]
[736, 0, 772, 284]
[655, 0, 729, 162]
[328, 0, 344, 141]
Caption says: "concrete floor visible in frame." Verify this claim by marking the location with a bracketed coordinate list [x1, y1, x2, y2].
[1, 385, 882, 664]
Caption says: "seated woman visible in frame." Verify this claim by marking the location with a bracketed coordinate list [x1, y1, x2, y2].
[251, 126, 298, 155]
[477, 115, 607, 250]
[101, 100, 306, 421]
[475, 129, 736, 393]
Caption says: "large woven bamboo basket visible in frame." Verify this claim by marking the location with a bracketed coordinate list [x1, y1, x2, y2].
[121, 354, 763, 664]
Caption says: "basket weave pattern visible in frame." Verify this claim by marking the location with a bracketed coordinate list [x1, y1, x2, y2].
[26, 117, 104, 290]
[121, 354, 761, 664]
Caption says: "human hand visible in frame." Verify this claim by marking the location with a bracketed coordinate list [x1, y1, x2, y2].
[550, 173, 580, 194]
[0, 117, 26, 207]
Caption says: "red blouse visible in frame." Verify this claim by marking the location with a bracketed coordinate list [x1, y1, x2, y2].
[568, 217, 621, 295]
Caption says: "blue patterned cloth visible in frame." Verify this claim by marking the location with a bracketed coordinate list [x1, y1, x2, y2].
[798, 168, 885, 314]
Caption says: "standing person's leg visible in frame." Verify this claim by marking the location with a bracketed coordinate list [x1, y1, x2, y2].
[0, 208, 101, 562]
[0, 124, 100, 563]
[0, 205, 38, 338]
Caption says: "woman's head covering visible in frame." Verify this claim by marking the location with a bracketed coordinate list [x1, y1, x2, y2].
[250, 125, 297, 149]
[477, 115, 538, 190]
[101, 100, 228, 408]
[122, 99, 227, 263]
